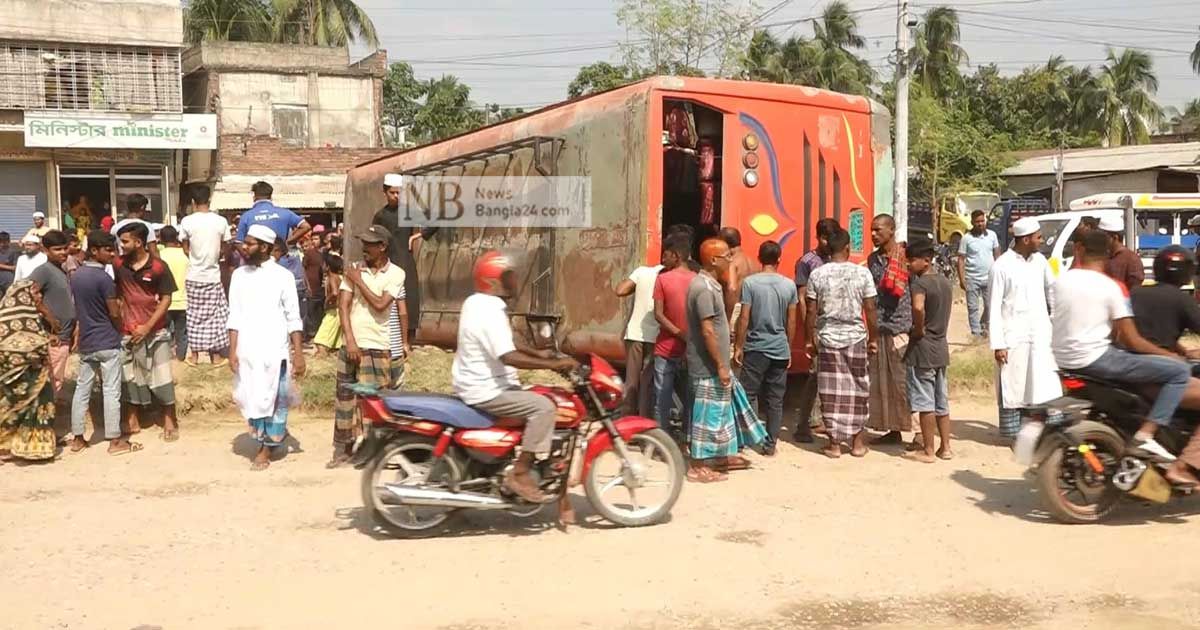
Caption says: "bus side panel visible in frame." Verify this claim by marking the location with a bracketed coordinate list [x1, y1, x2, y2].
[659, 91, 877, 373]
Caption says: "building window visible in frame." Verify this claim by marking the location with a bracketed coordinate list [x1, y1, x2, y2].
[0, 42, 182, 113]
[272, 104, 308, 147]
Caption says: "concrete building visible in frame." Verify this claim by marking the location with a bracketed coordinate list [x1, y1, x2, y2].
[181, 42, 394, 226]
[0, 0, 215, 236]
[1002, 142, 1200, 205]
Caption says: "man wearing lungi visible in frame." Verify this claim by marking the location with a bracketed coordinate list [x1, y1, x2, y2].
[327, 225, 408, 468]
[988, 217, 1060, 440]
[806, 229, 879, 459]
[114, 222, 180, 441]
[228, 225, 306, 471]
[866, 215, 912, 444]
[687, 238, 767, 483]
[178, 185, 231, 366]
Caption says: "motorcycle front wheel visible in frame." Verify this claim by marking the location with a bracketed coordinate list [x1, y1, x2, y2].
[584, 428, 684, 527]
[1036, 421, 1124, 524]
[361, 434, 466, 538]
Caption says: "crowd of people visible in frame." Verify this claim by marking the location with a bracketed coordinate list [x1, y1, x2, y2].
[5, 178, 1200, 487]
[0, 180, 370, 469]
[615, 218, 957, 481]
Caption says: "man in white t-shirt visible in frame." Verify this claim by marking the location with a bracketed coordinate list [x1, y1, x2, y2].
[451, 251, 577, 504]
[615, 261, 663, 416]
[111, 193, 159, 258]
[177, 184, 232, 365]
[1051, 230, 1199, 486]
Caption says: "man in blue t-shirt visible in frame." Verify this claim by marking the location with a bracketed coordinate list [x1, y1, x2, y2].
[956, 209, 1000, 338]
[734, 239, 798, 455]
[69, 230, 139, 455]
[235, 180, 312, 247]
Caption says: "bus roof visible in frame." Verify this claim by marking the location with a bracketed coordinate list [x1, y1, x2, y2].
[1069, 193, 1200, 211]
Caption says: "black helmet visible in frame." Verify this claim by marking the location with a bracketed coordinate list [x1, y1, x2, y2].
[1152, 245, 1195, 287]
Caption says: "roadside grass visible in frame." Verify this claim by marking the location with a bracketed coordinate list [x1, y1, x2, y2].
[172, 342, 994, 418]
[172, 346, 565, 417]
[948, 343, 995, 395]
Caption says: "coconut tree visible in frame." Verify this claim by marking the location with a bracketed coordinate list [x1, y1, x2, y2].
[271, 0, 379, 47]
[909, 6, 968, 100]
[184, 0, 273, 43]
[1097, 48, 1163, 146]
[1192, 30, 1200, 75]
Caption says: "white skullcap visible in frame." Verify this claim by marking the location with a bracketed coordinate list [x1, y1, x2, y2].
[32, 211, 45, 219]
[21, 234, 40, 244]
[247, 224, 277, 243]
[1012, 217, 1040, 238]
[1099, 216, 1124, 233]
[383, 173, 404, 188]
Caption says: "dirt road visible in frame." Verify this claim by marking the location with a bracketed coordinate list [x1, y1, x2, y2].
[4, 398, 1199, 630]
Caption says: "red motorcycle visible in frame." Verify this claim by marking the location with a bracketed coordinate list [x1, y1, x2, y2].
[355, 354, 685, 537]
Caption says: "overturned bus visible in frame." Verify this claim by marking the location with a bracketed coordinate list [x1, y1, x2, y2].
[343, 76, 893, 370]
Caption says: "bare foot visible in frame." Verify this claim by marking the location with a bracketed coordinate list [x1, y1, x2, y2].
[821, 443, 842, 459]
[557, 494, 577, 527]
[128, 421, 141, 435]
[937, 449, 955, 461]
[251, 446, 271, 471]
[850, 432, 869, 457]
[69, 436, 89, 453]
[904, 451, 936, 464]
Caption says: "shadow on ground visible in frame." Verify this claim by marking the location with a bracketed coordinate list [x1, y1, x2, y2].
[950, 468, 1200, 526]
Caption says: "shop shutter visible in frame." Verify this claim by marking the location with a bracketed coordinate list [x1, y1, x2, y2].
[0, 195, 36, 237]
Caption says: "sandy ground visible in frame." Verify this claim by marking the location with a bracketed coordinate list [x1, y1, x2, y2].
[3, 400, 1200, 630]
[4, 300, 1200, 629]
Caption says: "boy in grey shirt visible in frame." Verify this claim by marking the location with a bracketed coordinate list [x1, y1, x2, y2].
[733, 240, 797, 455]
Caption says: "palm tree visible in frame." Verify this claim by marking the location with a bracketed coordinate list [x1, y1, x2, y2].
[1192, 29, 1200, 75]
[740, 30, 782, 81]
[271, 0, 379, 47]
[1097, 48, 1163, 146]
[812, 0, 866, 50]
[909, 6, 968, 100]
[1167, 98, 1200, 134]
[184, 0, 273, 43]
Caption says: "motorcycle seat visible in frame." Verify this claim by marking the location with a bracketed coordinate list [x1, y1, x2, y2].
[380, 392, 496, 429]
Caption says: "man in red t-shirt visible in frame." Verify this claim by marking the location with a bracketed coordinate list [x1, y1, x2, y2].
[115, 221, 179, 440]
[651, 233, 697, 432]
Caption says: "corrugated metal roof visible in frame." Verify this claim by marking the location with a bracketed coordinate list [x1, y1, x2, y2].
[1002, 142, 1200, 177]
[210, 175, 344, 212]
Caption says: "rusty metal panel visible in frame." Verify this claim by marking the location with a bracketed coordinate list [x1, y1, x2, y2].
[343, 88, 650, 354]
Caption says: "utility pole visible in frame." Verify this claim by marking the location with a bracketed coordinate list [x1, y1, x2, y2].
[894, 0, 911, 243]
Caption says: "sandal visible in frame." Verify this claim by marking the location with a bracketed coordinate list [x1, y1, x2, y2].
[70, 439, 89, 453]
[686, 468, 727, 483]
[937, 450, 955, 461]
[108, 442, 143, 456]
[714, 456, 752, 472]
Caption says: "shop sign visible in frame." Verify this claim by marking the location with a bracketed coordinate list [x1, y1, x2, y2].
[23, 112, 217, 150]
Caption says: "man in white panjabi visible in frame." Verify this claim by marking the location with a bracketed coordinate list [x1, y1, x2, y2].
[989, 217, 1061, 440]
[228, 224, 306, 471]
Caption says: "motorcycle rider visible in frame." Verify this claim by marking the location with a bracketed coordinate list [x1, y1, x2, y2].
[451, 251, 578, 503]
[1131, 246, 1200, 358]
[1051, 230, 1200, 487]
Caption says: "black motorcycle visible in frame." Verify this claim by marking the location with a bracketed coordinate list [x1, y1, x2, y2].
[1016, 372, 1198, 524]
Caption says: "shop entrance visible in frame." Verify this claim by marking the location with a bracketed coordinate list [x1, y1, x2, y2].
[58, 165, 167, 234]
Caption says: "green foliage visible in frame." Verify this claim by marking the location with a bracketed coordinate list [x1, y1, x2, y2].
[381, 62, 422, 147]
[183, 0, 273, 44]
[909, 6, 967, 101]
[568, 62, 639, 98]
[615, 0, 759, 78]
[184, 0, 377, 46]
[735, 1, 874, 97]
[907, 85, 1015, 202]
[1097, 48, 1163, 147]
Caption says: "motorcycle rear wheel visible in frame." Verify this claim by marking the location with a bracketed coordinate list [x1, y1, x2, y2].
[361, 434, 466, 538]
[1036, 421, 1125, 524]
[584, 428, 684, 527]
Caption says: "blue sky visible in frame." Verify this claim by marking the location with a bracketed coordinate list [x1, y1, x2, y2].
[355, 0, 1199, 111]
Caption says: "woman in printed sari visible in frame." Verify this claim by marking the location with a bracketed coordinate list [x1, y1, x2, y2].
[0, 280, 58, 462]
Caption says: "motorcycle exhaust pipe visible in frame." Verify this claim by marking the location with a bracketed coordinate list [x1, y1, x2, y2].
[382, 484, 513, 510]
